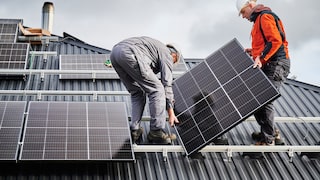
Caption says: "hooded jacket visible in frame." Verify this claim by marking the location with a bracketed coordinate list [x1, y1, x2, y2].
[249, 5, 290, 63]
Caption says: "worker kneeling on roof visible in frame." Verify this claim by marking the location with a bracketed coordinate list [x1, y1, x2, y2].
[110, 36, 182, 144]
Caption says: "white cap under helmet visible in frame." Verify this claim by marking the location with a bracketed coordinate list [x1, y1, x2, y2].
[236, 0, 257, 14]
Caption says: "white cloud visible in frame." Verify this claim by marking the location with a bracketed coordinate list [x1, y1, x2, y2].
[290, 40, 320, 86]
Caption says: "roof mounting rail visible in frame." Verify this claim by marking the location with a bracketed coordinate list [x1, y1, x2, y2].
[29, 51, 57, 61]
[18, 36, 59, 45]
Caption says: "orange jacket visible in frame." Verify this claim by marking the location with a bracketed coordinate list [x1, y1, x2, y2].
[251, 10, 289, 63]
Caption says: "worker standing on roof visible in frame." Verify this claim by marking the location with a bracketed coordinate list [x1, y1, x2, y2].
[237, 0, 291, 145]
[110, 36, 181, 144]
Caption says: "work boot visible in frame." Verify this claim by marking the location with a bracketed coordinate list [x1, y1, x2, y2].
[131, 127, 143, 144]
[147, 129, 176, 144]
[251, 131, 262, 141]
[274, 129, 285, 145]
[252, 129, 281, 141]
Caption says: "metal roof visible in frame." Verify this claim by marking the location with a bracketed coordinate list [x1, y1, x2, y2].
[0, 32, 319, 179]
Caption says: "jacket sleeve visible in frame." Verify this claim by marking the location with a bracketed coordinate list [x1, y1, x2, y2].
[260, 14, 283, 61]
[159, 55, 175, 110]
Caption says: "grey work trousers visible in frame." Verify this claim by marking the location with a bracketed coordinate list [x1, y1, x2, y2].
[255, 59, 290, 144]
[110, 44, 166, 131]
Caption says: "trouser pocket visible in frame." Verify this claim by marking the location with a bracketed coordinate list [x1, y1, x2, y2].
[275, 59, 290, 81]
[263, 59, 290, 82]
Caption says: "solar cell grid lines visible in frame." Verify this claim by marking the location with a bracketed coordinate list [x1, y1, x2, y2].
[60, 53, 188, 80]
[59, 54, 114, 79]
[0, 19, 21, 43]
[173, 39, 280, 155]
[20, 101, 134, 161]
[0, 101, 26, 160]
[0, 43, 29, 69]
[0, 23, 18, 43]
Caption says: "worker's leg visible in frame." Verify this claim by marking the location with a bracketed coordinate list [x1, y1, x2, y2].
[135, 59, 166, 131]
[254, 102, 275, 144]
[110, 45, 146, 131]
[254, 60, 288, 145]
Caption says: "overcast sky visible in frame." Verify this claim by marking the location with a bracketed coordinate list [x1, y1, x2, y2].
[1, 0, 319, 86]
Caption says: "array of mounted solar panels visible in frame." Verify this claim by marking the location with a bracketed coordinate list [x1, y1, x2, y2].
[0, 19, 29, 73]
[59, 53, 188, 80]
[0, 101, 134, 161]
[173, 39, 280, 155]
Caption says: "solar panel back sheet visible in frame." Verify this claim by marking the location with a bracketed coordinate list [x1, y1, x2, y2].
[173, 38, 280, 155]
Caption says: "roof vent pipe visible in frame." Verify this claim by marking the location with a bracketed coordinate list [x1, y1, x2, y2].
[41, 2, 54, 33]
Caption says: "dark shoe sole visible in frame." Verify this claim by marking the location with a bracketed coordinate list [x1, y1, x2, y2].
[147, 135, 172, 144]
[147, 133, 173, 144]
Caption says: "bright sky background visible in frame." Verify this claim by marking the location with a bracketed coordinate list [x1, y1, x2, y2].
[1, 0, 319, 86]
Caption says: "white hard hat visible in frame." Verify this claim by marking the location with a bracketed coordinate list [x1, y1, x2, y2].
[166, 43, 183, 64]
[236, 0, 257, 14]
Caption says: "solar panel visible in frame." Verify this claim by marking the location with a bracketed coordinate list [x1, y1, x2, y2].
[0, 24, 18, 43]
[60, 54, 188, 80]
[0, 43, 29, 69]
[20, 101, 134, 161]
[59, 54, 117, 79]
[0, 101, 26, 160]
[173, 38, 280, 155]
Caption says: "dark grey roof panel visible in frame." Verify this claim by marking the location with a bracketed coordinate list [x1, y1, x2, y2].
[0, 121, 319, 180]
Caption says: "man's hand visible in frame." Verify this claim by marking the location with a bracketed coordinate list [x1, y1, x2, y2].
[245, 48, 252, 56]
[167, 108, 179, 126]
[253, 56, 262, 68]
[168, 115, 179, 127]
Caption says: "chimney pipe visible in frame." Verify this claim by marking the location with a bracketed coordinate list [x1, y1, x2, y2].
[42, 2, 54, 33]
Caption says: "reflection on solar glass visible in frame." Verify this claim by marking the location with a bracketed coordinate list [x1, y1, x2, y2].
[173, 39, 280, 155]
[20, 101, 134, 161]
[0, 43, 29, 69]
[0, 101, 26, 160]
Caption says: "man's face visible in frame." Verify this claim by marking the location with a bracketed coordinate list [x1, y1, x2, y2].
[240, 4, 252, 21]
[171, 53, 178, 64]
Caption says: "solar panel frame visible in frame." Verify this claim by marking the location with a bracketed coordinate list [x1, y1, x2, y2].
[20, 101, 134, 161]
[173, 38, 281, 155]
[0, 101, 26, 161]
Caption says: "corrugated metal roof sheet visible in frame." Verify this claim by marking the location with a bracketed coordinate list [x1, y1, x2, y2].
[0, 33, 319, 179]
